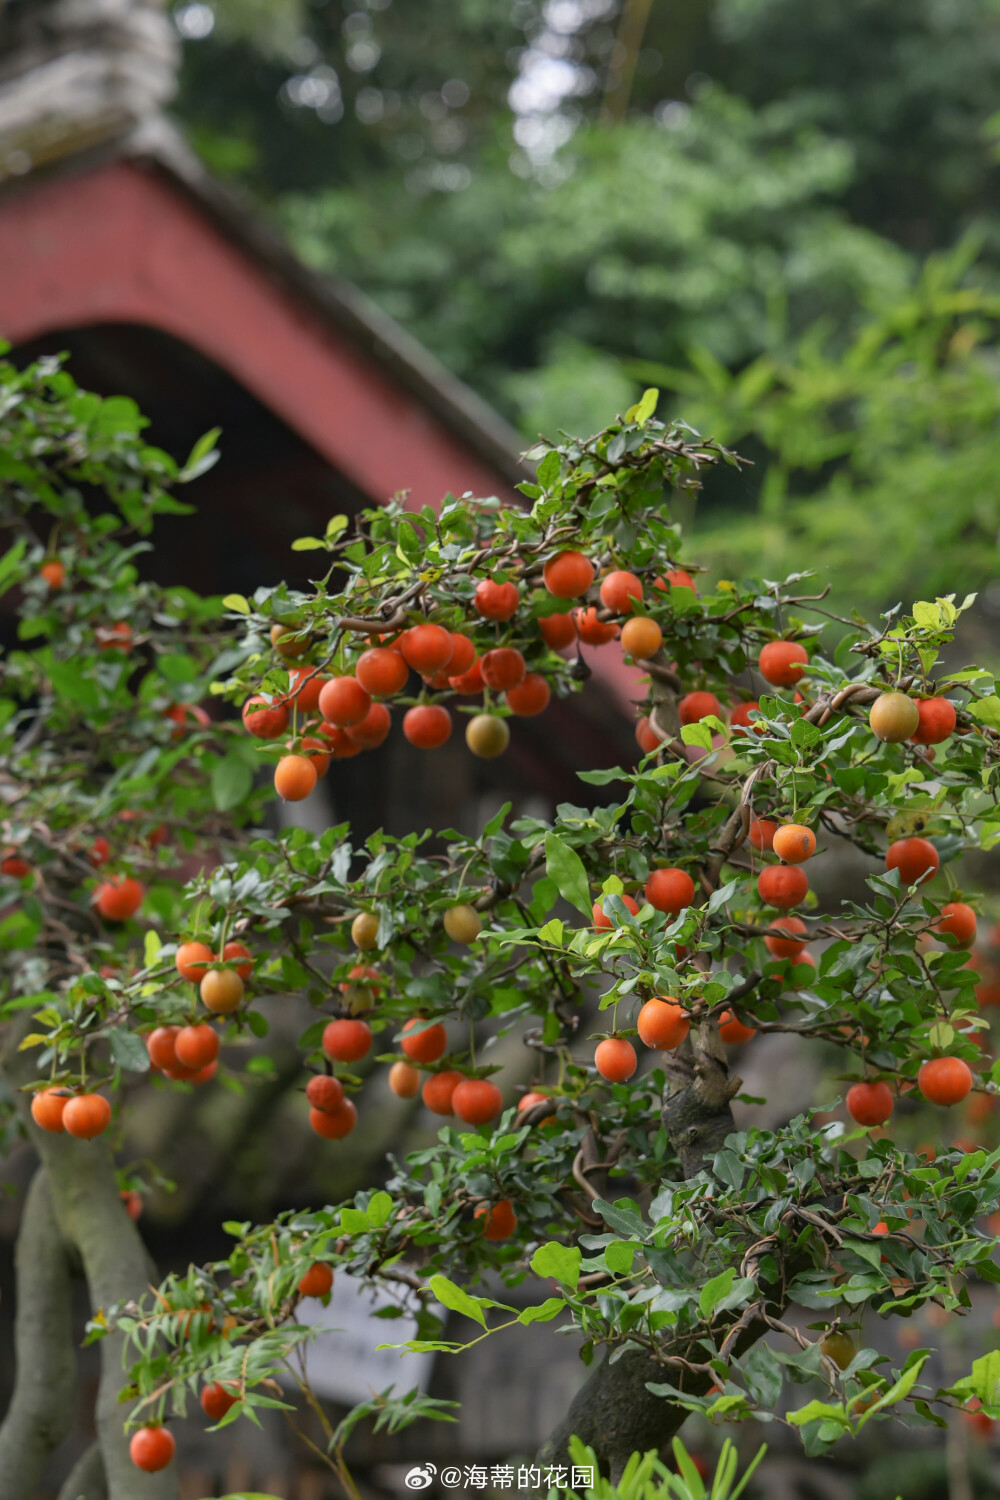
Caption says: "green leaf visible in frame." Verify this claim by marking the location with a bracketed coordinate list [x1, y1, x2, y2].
[787, 1399, 852, 1429]
[969, 696, 1000, 729]
[544, 832, 592, 918]
[108, 1027, 151, 1072]
[326, 514, 349, 538]
[212, 753, 254, 813]
[530, 1241, 582, 1290]
[143, 930, 162, 969]
[626, 388, 659, 425]
[536, 450, 562, 490]
[181, 426, 221, 481]
[222, 594, 250, 615]
[605, 1242, 635, 1275]
[699, 1268, 735, 1320]
[291, 537, 328, 551]
[428, 1275, 492, 1327]
[367, 1191, 393, 1228]
[518, 1297, 565, 1325]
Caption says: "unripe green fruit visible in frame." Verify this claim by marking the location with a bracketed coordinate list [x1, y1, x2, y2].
[443, 904, 482, 944]
[820, 1330, 856, 1371]
[466, 714, 510, 759]
[869, 691, 919, 743]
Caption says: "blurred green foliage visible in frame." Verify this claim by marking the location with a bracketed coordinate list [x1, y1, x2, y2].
[171, 0, 1000, 606]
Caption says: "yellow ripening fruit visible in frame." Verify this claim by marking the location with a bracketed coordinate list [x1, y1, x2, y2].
[351, 912, 380, 951]
[443, 904, 482, 944]
[869, 691, 919, 743]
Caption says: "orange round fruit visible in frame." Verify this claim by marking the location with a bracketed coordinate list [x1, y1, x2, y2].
[635, 717, 660, 754]
[452, 1078, 503, 1125]
[350, 701, 392, 749]
[757, 865, 808, 909]
[40, 559, 66, 589]
[222, 940, 253, 980]
[573, 607, 619, 645]
[763, 916, 808, 958]
[544, 550, 594, 599]
[241, 694, 289, 740]
[599, 570, 643, 615]
[201, 1382, 239, 1421]
[474, 579, 519, 620]
[771, 824, 816, 864]
[31, 1089, 68, 1133]
[505, 673, 551, 716]
[475, 1199, 517, 1241]
[846, 1081, 894, 1126]
[403, 704, 452, 749]
[911, 697, 956, 745]
[594, 1037, 637, 1082]
[539, 612, 577, 649]
[318, 676, 371, 728]
[174, 1024, 219, 1071]
[388, 1060, 421, 1098]
[356, 647, 409, 698]
[718, 1011, 755, 1044]
[176, 940, 214, 983]
[758, 640, 808, 686]
[936, 901, 977, 948]
[274, 754, 317, 802]
[200, 968, 244, 1014]
[401, 1019, 448, 1064]
[94, 877, 144, 922]
[130, 1426, 175, 1473]
[422, 1070, 463, 1115]
[885, 837, 939, 887]
[748, 817, 778, 851]
[729, 701, 762, 735]
[402, 623, 454, 675]
[309, 1100, 358, 1138]
[645, 867, 695, 916]
[306, 1074, 345, 1112]
[636, 998, 689, 1051]
[322, 1019, 372, 1064]
[918, 1057, 973, 1106]
[270, 623, 309, 658]
[620, 617, 662, 658]
[679, 691, 722, 725]
[298, 1263, 334, 1298]
[63, 1094, 112, 1139]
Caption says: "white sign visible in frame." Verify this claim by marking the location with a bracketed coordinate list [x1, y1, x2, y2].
[292, 1272, 438, 1406]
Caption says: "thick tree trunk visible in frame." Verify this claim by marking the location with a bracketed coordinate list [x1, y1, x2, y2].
[58, 1441, 108, 1500]
[0, 1018, 179, 1500]
[541, 1026, 765, 1480]
[0, 1168, 77, 1498]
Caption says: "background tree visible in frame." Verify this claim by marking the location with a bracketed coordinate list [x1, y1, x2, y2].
[4, 356, 1000, 1496]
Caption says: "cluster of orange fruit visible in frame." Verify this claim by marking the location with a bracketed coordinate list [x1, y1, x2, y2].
[241, 554, 704, 800]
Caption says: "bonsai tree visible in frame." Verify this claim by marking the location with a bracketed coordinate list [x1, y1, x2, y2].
[2, 355, 999, 1500]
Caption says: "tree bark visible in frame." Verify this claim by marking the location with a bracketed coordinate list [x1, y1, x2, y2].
[58, 1441, 108, 1500]
[0, 1168, 77, 1499]
[541, 1027, 765, 1479]
[0, 1017, 179, 1500]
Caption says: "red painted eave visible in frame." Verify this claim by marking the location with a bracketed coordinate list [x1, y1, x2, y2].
[0, 157, 517, 509]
